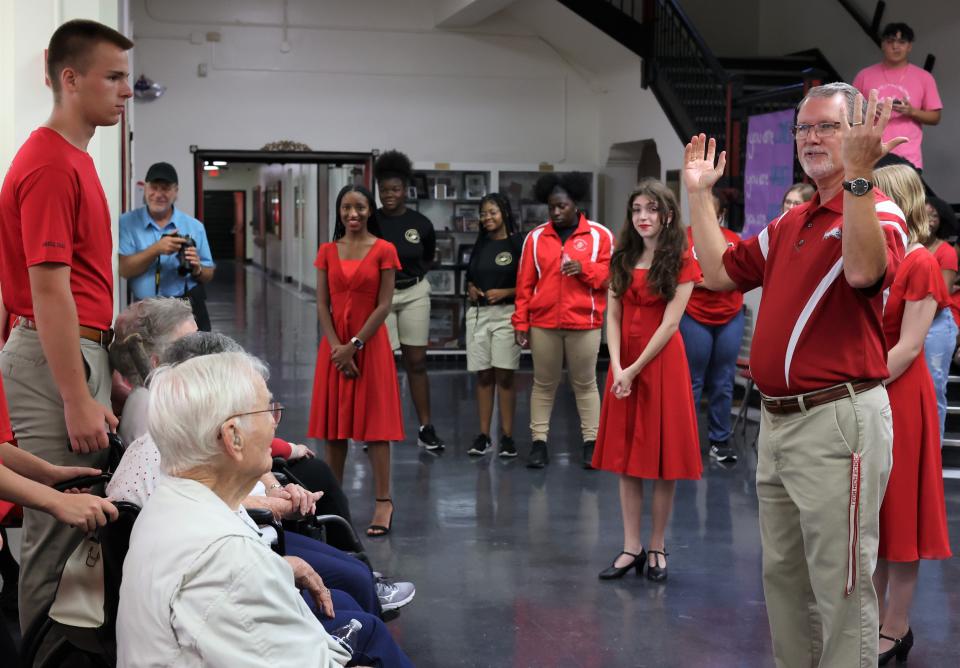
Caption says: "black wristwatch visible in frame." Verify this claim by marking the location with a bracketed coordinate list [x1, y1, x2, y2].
[350, 336, 364, 350]
[842, 178, 873, 197]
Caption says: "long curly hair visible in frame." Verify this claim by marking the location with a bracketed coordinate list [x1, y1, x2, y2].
[609, 179, 686, 300]
[332, 184, 381, 240]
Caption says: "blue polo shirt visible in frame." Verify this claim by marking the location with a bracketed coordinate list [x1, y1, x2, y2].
[118, 206, 215, 300]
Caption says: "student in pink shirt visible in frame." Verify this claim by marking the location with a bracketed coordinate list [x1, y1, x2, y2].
[853, 22, 942, 171]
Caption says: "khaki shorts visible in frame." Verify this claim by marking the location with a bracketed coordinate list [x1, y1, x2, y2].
[386, 278, 431, 349]
[466, 304, 521, 371]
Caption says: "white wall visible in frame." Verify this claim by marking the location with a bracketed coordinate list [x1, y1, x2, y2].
[1, 0, 129, 310]
[203, 164, 260, 260]
[129, 0, 603, 216]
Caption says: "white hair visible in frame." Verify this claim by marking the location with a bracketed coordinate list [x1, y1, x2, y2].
[147, 352, 269, 475]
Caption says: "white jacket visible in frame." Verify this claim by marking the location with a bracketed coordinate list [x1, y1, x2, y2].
[116, 475, 349, 667]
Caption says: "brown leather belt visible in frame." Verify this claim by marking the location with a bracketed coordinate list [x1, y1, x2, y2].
[761, 380, 881, 415]
[15, 316, 114, 348]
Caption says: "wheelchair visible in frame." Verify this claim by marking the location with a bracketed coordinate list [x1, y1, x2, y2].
[17, 441, 367, 667]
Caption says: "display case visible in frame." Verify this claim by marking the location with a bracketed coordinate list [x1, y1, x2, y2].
[402, 162, 598, 352]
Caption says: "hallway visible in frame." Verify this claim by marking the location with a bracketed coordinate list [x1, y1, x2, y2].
[209, 262, 960, 667]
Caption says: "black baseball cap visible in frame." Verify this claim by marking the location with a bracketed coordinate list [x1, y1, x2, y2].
[145, 162, 178, 184]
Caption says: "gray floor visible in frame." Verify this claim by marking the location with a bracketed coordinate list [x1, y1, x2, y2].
[4, 262, 958, 666]
[212, 263, 960, 667]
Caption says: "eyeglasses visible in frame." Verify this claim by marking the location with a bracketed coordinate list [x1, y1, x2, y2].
[217, 402, 284, 437]
[791, 122, 842, 139]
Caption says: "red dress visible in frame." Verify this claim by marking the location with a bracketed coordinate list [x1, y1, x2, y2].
[880, 248, 952, 561]
[308, 239, 405, 443]
[592, 256, 703, 479]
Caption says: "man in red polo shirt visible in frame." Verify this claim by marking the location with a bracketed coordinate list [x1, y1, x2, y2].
[684, 84, 908, 668]
[0, 19, 132, 632]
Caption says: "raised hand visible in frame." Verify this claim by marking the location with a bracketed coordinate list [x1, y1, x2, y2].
[841, 89, 908, 175]
[683, 134, 727, 193]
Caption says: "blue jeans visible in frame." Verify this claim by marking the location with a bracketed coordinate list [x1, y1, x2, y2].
[679, 310, 745, 443]
[303, 589, 414, 668]
[923, 307, 957, 443]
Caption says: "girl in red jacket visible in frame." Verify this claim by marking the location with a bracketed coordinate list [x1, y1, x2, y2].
[512, 172, 613, 468]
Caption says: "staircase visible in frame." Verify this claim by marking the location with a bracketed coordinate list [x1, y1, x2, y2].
[556, 0, 839, 223]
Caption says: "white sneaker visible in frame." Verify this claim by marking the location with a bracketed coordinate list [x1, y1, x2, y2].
[376, 580, 416, 611]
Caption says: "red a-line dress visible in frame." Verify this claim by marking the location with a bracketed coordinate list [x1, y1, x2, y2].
[592, 256, 703, 479]
[308, 238, 405, 443]
[880, 248, 952, 561]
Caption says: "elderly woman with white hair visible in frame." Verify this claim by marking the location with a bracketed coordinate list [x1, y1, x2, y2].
[117, 353, 389, 667]
[114, 350, 414, 668]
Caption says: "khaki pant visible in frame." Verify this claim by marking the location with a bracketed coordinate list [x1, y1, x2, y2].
[386, 279, 431, 349]
[757, 384, 892, 668]
[529, 327, 601, 442]
[465, 304, 521, 372]
[0, 326, 112, 633]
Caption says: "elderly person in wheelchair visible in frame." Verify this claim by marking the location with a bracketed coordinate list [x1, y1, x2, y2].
[118, 352, 411, 667]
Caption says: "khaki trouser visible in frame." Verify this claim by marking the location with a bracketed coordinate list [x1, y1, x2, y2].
[529, 327, 601, 442]
[0, 326, 112, 633]
[757, 384, 892, 668]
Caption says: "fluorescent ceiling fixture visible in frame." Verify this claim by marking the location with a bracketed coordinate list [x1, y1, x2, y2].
[203, 165, 219, 171]
[212, 161, 227, 166]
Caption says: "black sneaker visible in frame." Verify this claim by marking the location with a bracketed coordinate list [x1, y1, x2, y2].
[526, 440, 549, 468]
[468, 434, 492, 456]
[418, 424, 445, 451]
[709, 440, 738, 463]
[582, 440, 596, 470]
[498, 434, 518, 459]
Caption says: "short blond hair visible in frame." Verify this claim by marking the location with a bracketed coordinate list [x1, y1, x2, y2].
[873, 165, 929, 244]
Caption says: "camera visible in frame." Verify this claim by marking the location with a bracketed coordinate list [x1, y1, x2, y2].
[163, 233, 197, 276]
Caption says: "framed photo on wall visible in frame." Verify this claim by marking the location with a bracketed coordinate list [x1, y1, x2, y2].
[464, 173, 487, 199]
[435, 234, 456, 266]
[427, 269, 456, 295]
[428, 301, 461, 348]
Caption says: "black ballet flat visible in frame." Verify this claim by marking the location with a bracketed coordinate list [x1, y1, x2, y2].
[646, 550, 669, 582]
[598, 550, 645, 580]
[878, 627, 913, 665]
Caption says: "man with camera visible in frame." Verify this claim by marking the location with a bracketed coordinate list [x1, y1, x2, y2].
[119, 162, 215, 330]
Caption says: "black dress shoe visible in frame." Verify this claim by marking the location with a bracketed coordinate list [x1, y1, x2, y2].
[646, 550, 669, 582]
[598, 550, 645, 579]
[878, 627, 913, 665]
[582, 440, 596, 469]
[526, 440, 549, 468]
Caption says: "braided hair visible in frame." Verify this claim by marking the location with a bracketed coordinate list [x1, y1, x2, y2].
[332, 184, 381, 240]
[473, 193, 518, 249]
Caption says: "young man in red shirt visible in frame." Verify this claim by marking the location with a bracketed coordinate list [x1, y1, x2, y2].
[684, 84, 908, 667]
[0, 19, 132, 632]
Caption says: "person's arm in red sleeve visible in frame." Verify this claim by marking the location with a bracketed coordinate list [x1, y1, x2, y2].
[574, 228, 613, 290]
[271, 437, 293, 459]
[512, 234, 538, 346]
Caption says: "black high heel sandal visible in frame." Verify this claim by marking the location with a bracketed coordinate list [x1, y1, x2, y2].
[598, 550, 646, 580]
[878, 628, 913, 665]
[366, 498, 394, 537]
[646, 550, 669, 582]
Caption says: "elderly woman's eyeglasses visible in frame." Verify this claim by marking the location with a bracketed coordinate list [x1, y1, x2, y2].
[224, 402, 284, 426]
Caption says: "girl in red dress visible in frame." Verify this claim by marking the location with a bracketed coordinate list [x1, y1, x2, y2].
[309, 184, 404, 537]
[593, 178, 702, 582]
[872, 165, 952, 664]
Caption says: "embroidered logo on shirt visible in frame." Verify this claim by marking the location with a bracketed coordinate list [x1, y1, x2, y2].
[823, 227, 842, 240]
[573, 239, 588, 252]
[495, 251, 513, 266]
[404, 229, 421, 243]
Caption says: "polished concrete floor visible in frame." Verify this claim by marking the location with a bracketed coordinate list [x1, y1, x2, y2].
[212, 263, 960, 667]
[3, 262, 958, 666]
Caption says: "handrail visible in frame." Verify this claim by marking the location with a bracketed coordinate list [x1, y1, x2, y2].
[645, 0, 729, 84]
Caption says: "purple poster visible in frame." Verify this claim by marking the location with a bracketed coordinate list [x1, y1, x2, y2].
[742, 109, 796, 239]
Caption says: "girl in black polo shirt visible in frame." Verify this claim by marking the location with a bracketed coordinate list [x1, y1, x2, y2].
[374, 150, 446, 451]
[465, 194, 525, 458]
